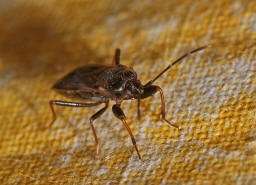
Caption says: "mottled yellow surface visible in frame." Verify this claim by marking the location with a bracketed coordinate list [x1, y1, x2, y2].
[0, 0, 256, 184]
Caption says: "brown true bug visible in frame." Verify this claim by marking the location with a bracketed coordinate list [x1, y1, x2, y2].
[49, 46, 206, 159]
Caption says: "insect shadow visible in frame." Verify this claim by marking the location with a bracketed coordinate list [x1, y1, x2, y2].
[49, 46, 206, 159]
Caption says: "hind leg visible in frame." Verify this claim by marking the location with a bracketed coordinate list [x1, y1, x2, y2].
[48, 100, 101, 128]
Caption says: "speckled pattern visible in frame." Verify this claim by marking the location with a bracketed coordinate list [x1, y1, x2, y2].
[0, 0, 256, 184]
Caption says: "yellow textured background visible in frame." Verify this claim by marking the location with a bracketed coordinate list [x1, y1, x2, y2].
[0, 0, 256, 184]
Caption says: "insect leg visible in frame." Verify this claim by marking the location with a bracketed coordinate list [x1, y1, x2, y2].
[156, 86, 179, 128]
[112, 48, 121, 65]
[140, 85, 158, 99]
[141, 85, 179, 128]
[112, 104, 142, 160]
[89, 101, 109, 157]
[48, 100, 101, 128]
[137, 99, 141, 120]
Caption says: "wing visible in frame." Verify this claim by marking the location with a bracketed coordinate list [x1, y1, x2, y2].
[53, 64, 112, 91]
[52, 64, 113, 101]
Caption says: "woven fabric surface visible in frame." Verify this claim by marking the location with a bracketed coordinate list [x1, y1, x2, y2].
[0, 0, 256, 184]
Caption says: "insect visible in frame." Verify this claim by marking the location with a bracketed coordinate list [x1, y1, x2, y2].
[49, 46, 206, 159]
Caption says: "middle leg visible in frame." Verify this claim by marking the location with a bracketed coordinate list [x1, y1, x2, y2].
[89, 101, 109, 157]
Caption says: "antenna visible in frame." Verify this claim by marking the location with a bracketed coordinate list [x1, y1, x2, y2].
[144, 46, 207, 87]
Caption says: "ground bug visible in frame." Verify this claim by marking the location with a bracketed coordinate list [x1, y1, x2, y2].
[49, 46, 206, 159]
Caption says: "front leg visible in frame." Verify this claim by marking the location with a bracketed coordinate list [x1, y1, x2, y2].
[140, 85, 179, 129]
[112, 104, 142, 159]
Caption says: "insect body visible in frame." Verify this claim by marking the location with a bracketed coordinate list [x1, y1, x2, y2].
[49, 46, 206, 159]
